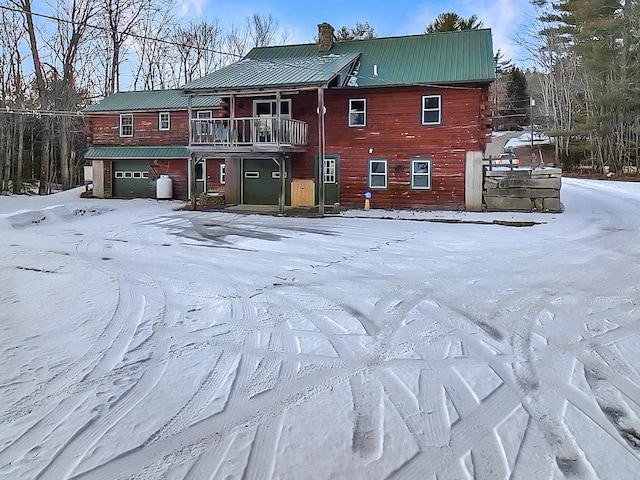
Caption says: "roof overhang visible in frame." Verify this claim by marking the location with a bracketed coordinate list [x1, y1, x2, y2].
[84, 146, 191, 160]
[181, 52, 361, 96]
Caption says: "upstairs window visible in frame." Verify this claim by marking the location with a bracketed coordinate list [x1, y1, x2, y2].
[421, 95, 441, 125]
[368, 159, 387, 189]
[196, 111, 212, 135]
[349, 99, 366, 127]
[159, 112, 170, 131]
[410, 158, 432, 189]
[120, 114, 133, 137]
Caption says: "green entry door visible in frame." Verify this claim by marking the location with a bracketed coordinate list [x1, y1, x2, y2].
[316, 155, 339, 206]
[195, 160, 206, 195]
[113, 160, 152, 198]
[242, 159, 289, 205]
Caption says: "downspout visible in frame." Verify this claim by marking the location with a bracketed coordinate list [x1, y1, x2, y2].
[317, 86, 326, 217]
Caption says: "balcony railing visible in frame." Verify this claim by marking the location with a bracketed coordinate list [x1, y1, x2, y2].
[190, 117, 308, 150]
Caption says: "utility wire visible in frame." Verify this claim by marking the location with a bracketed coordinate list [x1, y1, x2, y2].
[0, 4, 243, 59]
[0, 4, 492, 91]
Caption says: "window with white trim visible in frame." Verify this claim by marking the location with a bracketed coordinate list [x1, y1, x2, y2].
[348, 99, 366, 127]
[410, 158, 432, 189]
[421, 95, 441, 125]
[220, 163, 225, 184]
[323, 157, 336, 183]
[159, 112, 170, 131]
[196, 111, 212, 135]
[368, 159, 387, 189]
[120, 114, 133, 137]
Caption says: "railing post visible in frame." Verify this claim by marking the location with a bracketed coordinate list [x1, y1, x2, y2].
[187, 95, 193, 145]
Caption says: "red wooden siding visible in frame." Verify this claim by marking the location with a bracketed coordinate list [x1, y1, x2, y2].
[285, 85, 490, 209]
[85, 83, 491, 209]
[151, 160, 188, 200]
[205, 158, 226, 192]
[86, 109, 223, 146]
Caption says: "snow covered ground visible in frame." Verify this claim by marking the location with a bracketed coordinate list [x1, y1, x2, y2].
[1, 178, 640, 479]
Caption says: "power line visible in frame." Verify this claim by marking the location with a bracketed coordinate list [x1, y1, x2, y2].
[0, 4, 491, 91]
[0, 4, 243, 60]
[2, 107, 82, 117]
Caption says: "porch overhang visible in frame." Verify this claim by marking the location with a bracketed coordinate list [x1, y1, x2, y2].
[84, 146, 191, 159]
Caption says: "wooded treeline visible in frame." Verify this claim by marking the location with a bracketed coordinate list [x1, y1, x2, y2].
[2, 2, 638, 195]
[523, 0, 640, 172]
[0, 0, 285, 193]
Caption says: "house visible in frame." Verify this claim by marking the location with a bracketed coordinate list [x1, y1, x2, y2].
[84, 24, 495, 211]
[83, 90, 225, 200]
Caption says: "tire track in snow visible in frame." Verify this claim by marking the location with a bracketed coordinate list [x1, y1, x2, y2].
[0, 272, 140, 428]
[33, 272, 176, 479]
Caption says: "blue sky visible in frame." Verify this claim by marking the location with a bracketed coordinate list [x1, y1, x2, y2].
[180, 0, 535, 64]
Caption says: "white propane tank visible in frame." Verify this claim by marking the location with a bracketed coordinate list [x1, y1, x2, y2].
[156, 175, 173, 199]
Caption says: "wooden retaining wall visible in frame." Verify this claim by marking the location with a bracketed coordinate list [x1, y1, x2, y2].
[483, 165, 562, 212]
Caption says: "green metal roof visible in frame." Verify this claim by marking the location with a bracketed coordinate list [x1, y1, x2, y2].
[183, 29, 495, 92]
[84, 146, 190, 159]
[183, 51, 360, 92]
[83, 89, 221, 113]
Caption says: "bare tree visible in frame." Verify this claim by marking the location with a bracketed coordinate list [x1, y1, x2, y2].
[0, 8, 28, 193]
[100, 0, 151, 95]
[131, 1, 175, 90]
[247, 13, 278, 47]
[8, 0, 54, 193]
[51, 0, 100, 189]
[170, 18, 225, 86]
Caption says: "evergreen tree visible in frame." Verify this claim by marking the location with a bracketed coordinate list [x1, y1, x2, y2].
[425, 12, 484, 33]
[335, 22, 377, 41]
[505, 67, 529, 127]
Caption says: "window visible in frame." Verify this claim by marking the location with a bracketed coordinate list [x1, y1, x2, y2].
[323, 157, 336, 183]
[245, 171, 259, 178]
[196, 111, 212, 135]
[120, 114, 133, 137]
[220, 163, 225, 184]
[421, 95, 441, 125]
[195, 162, 205, 182]
[159, 112, 170, 131]
[348, 99, 366, 127]
[368, 159, 387, 189]
[410, 158, 431, 189]
[253, 100, 291, 118]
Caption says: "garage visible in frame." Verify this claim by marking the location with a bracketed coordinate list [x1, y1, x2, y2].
[112, 160, 153, 198]
[84, 146, 192, 200]
[242, 158, 290, 205]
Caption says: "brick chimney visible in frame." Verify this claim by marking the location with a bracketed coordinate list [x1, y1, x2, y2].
[318, 22, 335, 52]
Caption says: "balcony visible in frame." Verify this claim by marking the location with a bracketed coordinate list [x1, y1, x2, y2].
[189, 117, 308, 155]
